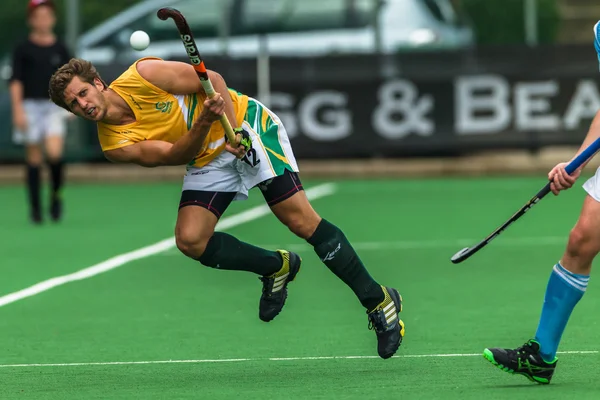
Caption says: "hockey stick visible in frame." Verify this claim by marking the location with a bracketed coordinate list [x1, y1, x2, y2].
[157, 7, 250, 150]
[450, 136, 600, 264]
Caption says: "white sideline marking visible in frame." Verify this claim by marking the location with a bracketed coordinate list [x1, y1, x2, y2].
[0, 183, 337, 308]
[287, 236, 566, 252]
[158, 236, 567, 256]
[0, 350, 596, 368]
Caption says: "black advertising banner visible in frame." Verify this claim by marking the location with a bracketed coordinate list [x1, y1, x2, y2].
[258, 75, 600, 158]
[94, 44, 600, 160]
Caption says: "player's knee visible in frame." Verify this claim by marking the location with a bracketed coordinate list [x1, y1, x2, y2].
[566, 225, 600, 261]
[175, 228, 211, 259]
[284, 211, 321, 239]
[26, 145, 43, 165]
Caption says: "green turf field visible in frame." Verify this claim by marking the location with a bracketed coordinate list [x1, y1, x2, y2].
[1, 176, 599, 399]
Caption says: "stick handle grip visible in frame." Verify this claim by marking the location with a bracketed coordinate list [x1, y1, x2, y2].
[199, 79, 238, 145]
[565, 137, 600, 174]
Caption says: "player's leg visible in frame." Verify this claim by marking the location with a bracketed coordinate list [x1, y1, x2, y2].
[240, 98, 403, 358]
[45, 136, 65, 221]
[23, 101, 44, 224]
[176, 190, 283, 276]
[483, 173, 600, 384]
[44, 104, 68, 221]
[532, 195, 598, 356]
[263, 173, 403, 358]
[264, 178, 385, 310]
[25, 143, 43, 224]
[176, 152, 293, 304]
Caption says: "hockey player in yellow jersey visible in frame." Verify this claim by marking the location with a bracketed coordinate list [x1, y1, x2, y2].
[48, 57, 404, 359]
[94, 57, 249, 168]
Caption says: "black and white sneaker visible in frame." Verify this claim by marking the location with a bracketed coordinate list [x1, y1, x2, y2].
[367, 286, 405, 359]
[258, 250, 301, 322]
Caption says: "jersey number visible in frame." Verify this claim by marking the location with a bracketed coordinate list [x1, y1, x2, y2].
[242, 148, 260, 168]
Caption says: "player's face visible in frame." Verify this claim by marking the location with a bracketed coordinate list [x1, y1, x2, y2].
[63, 76, 107, 122]
[28, 6, 56, 33]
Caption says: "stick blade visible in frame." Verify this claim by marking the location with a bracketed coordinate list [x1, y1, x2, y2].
[450, 247, 471, 264]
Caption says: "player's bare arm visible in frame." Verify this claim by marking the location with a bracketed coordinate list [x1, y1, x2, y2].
[136, 59, 247, 157]
[572, 109, 600, 167]
[103, 94, 225, 167]
[9, 80, 27, 132]
[136, 60, 238, 132]
[549, 109, 600, 195]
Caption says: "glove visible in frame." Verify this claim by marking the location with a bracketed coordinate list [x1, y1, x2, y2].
[229, 126, 252, 152]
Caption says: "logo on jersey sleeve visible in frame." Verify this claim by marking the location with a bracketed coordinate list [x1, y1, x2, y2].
[155, 101, 173, 114]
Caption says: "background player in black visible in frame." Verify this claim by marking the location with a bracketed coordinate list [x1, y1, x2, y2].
[9, 0, 71, 224]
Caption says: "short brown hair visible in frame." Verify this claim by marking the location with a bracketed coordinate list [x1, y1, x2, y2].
[49, 58, 108, 111]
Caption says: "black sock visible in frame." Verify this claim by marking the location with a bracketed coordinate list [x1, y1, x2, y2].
[308, 219, 384, 310]
[48, 160, 64, 199]
[197, 232, 283, 276]
[26, 164, 41, 217]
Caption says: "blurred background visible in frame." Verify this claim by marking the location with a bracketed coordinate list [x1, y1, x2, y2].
[0, 0, 597, 176]
[4, 3, 600, 397]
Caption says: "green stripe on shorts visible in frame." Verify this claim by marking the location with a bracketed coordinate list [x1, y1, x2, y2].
[245, 99, 292, 176]
[245, 99, 258, 128]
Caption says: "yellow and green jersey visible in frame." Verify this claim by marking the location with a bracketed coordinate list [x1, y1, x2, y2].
[97, 57, 249, 168]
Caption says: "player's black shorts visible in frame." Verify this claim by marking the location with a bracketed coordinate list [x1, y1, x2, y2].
[179, 169, 304, 218]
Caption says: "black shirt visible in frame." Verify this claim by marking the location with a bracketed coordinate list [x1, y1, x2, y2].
[10, 38, 71, 100]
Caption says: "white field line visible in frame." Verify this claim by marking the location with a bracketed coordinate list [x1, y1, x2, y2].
[0, 183, 337, 308]
[158, 236, 567, 256]
[0, 350, 596, 368]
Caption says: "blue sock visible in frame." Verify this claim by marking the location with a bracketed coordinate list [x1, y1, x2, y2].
[534, 262, 589, 362]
